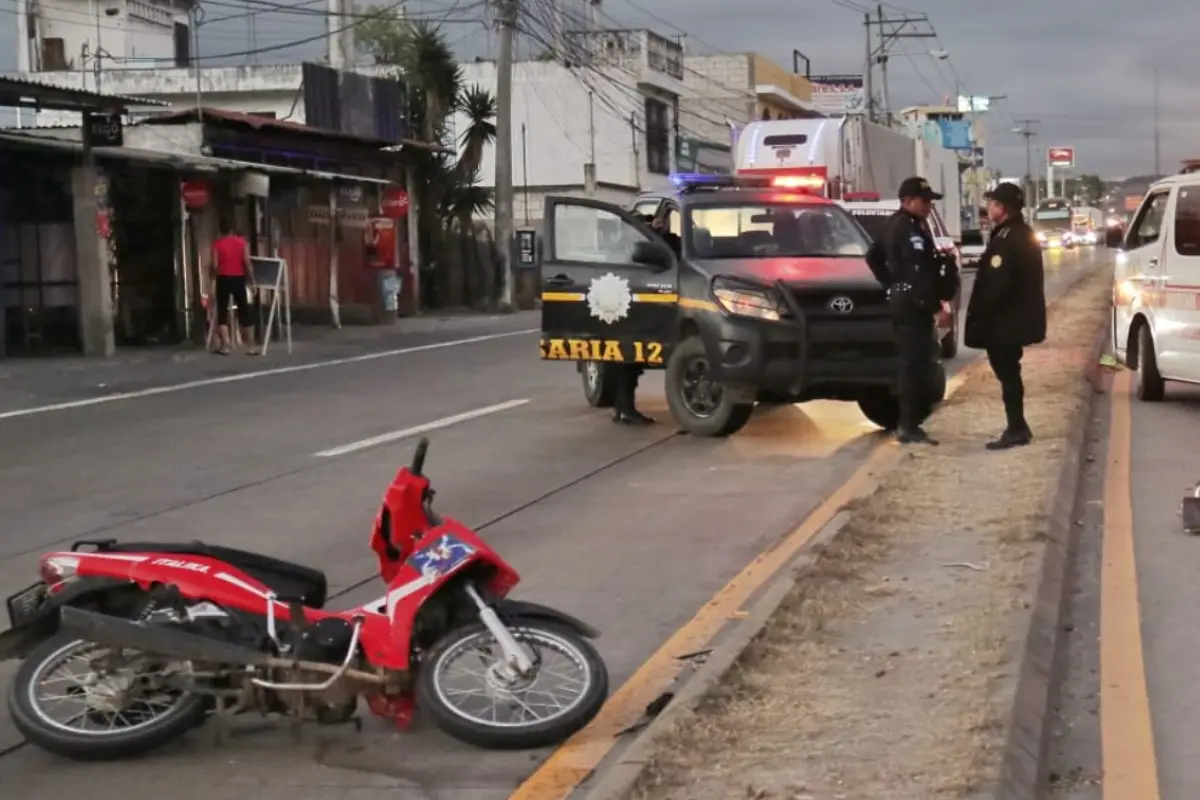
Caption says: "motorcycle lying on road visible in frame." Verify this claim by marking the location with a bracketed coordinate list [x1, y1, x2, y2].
[0, 437, 608, 760]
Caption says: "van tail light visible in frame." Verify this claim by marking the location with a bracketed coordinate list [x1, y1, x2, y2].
[39, 555, 80, 589]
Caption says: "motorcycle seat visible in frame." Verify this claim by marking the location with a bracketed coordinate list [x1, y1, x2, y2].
[101, 541, 328, 609]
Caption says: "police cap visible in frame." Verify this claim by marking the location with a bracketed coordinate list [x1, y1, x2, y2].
[898, 176, 943, 201]
[984, 182, 1025, 210]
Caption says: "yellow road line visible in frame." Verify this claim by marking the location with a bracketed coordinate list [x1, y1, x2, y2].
[1100, 370, 1160, 799]
[507, 440, 900, 800]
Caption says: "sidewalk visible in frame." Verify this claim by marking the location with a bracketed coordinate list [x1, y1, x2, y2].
[0, 311, 538, 414]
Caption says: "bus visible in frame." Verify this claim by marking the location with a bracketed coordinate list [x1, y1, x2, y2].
[1032, 199, 1075, 249]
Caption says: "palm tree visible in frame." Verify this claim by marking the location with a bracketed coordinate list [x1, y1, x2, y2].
[456, 85, 497, 179]
[358, 10, 498, 306]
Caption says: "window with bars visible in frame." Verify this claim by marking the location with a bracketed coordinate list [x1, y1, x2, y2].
[644, 97, 670, 175]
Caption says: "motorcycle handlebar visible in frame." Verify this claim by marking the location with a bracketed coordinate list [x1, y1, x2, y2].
[411, 437, 429, 476]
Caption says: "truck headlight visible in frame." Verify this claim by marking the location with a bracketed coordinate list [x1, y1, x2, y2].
[712, 280, 782, 321]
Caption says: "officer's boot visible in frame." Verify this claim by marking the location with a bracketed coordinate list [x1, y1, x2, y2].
[612, 368, 654, 426]
[895, 397, 937, 446]
[986, 394, 1032, 450]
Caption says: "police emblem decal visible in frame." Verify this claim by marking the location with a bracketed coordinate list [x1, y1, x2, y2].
[587, 272, 633, 324]
[991, 255, 1003, 268]
[828, 295, 854, 314]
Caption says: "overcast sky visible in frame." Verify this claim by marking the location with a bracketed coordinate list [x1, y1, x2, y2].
[1, 0, 1190, 179]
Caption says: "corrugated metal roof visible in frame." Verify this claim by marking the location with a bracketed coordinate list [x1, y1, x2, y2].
[0, 75, 169, 110]
[140, 107, 448, 152]
[0, 130, 393, 185]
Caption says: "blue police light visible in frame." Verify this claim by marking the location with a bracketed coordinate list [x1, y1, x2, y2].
[668, 172, 728, 188]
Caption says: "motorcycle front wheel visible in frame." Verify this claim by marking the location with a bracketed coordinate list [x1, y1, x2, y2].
[416, 618, 608, 750]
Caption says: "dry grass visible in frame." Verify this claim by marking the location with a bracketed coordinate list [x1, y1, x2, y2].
[626, 267, 1114, 800]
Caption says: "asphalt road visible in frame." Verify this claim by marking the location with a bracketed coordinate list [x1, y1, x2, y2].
[0, 249, 1104, 799]
[1050, 372, 1200, 799]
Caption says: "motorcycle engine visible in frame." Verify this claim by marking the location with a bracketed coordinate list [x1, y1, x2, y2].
[279, 618, 362, 724]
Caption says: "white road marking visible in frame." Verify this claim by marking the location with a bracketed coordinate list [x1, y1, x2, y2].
[0, 328, 538, 422]
[314, 399, 531, 457]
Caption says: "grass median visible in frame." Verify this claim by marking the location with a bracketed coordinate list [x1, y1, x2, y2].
[627, 265, 1114, 800]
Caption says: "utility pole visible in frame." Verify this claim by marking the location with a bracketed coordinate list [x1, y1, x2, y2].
[864, 5, 936, 125]
[1153, 66, 1161, 176]
[327, 0, 354, 69]
[495, 0, 518, 308]
[863, 13, 874, 122]
[1013, 118, 1038, 206]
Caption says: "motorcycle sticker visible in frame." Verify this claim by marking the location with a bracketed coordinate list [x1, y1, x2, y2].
[407, 535, 475, 580]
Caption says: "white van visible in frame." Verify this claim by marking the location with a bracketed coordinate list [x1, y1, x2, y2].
[1110, 171, 1200, 400]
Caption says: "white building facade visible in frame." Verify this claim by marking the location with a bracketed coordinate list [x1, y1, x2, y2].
[10, 7, 689, 227]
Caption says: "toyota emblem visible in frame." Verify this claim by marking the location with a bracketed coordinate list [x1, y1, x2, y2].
[828, 295, 854, 314]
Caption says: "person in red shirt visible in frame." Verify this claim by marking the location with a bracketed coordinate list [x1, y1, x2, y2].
[209, 218, 257, 355]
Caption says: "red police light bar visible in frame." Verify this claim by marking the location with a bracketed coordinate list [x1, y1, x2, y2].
[843, 191, 881, 201]
[770, 174, 825, 190]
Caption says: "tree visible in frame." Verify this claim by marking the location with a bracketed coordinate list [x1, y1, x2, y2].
[357, 7, 499, 308]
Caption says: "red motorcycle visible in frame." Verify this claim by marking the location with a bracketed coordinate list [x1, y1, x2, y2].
[0, 438, 608, 760]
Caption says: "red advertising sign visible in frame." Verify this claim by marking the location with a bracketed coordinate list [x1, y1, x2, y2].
[381, 188, 410, 217]
[1048, 147, 1075, 168]
[181, 180, 211, 209]
[364, 217, 396, 269]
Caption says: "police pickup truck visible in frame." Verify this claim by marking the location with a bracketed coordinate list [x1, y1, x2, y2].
[535, 173, 947, 437]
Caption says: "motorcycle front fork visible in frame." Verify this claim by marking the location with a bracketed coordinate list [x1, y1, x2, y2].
[462, 583, 535, 676]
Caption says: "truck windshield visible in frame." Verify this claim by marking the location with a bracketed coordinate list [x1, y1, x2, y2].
[687, 203, 870, 259]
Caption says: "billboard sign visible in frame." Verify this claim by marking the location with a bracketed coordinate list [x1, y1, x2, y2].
[936, 117, 973, 152]
[1048, 147, 1075, 168]
[302, 62, 408, 143]
[808, 74, 865, 116]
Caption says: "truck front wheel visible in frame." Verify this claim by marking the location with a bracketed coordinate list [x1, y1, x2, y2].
[857, 362, 946, 431]
[665, 336, 755, 437]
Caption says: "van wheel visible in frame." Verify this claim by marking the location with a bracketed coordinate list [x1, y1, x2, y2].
[665, 336, 754, 437]
[581, 362, 618, 408]
[1136, 326, 1165, 402]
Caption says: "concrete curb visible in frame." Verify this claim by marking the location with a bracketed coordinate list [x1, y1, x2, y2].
[991, 323, 1112, 800]
[577, 267, 1109, 800]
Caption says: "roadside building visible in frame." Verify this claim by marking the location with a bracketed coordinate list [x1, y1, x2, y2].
[0, 76, 169, 359]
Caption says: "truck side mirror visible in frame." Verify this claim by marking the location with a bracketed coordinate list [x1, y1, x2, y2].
[631, 240, 672, 270]
[1104, 227, 1124, 249]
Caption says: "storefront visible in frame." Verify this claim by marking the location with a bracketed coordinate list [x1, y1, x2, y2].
[0, 76, 167, 358]
[133, 108, 438, 327]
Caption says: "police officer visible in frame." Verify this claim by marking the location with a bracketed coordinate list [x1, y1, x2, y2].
[965, 183, 1046, 450]
[606, 214, 672, 426]
[869, 176, 954, 445]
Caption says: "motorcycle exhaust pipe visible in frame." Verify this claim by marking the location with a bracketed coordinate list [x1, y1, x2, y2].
[59, 606, 274, 667]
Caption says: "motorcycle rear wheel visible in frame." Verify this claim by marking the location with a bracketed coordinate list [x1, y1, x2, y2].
[417, 618, 608, 750]
[9, 634, 207, 760]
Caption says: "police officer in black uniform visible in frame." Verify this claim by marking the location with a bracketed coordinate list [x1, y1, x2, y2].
[867, 176, 956, 445]
[965, 183, 1046, 450]
[607, 214, 674, 426]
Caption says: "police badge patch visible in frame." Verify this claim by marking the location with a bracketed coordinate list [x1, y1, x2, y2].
[991, 255, 1003, 268]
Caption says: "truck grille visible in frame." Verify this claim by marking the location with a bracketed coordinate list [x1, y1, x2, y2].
[785, 288, 889, 319]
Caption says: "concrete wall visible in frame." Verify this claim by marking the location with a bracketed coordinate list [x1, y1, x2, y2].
[454, 60, 676, 196]
[27, 0, 188, 72]
[680, 53, 753, 147]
